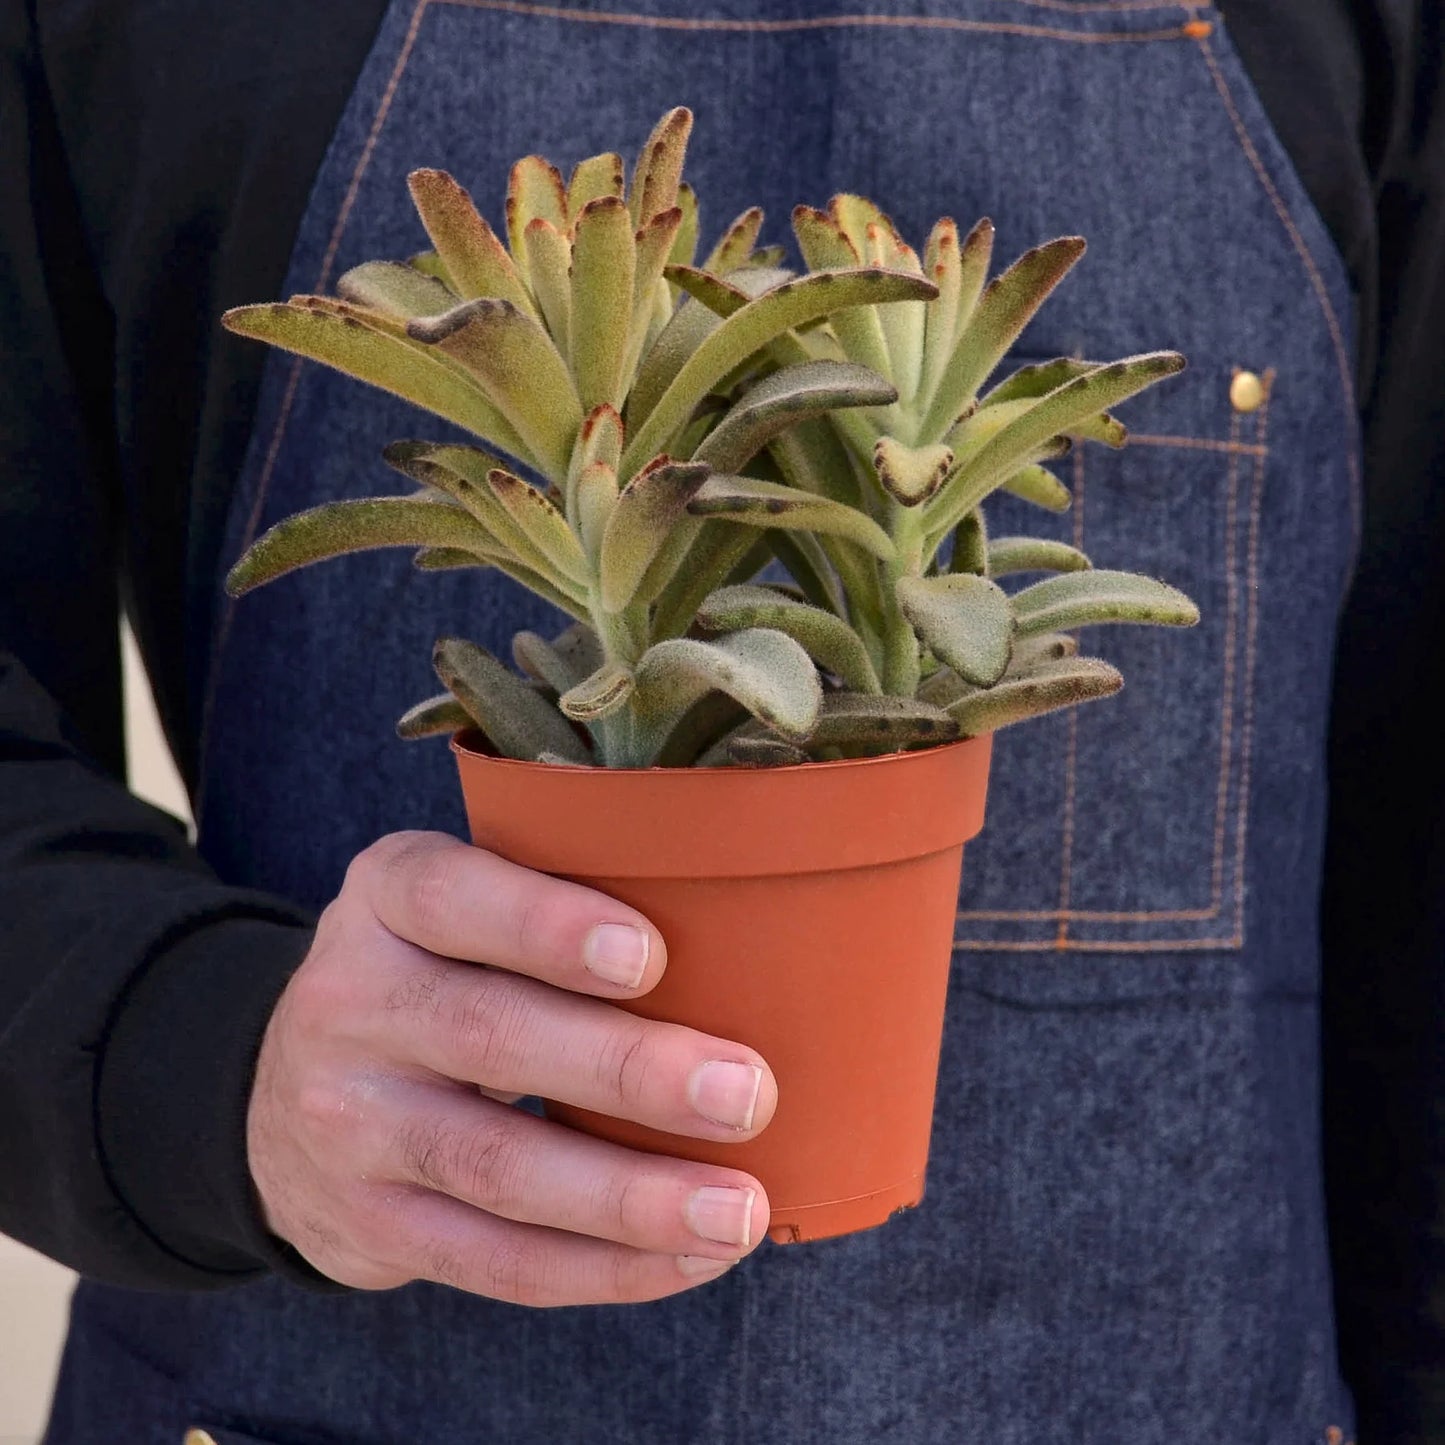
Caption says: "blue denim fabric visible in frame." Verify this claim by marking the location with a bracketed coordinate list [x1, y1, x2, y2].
[47, 2, 1361, 1441]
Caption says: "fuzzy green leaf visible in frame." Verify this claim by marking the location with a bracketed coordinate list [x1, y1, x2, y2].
[512, 623, 604, 693]
[626, 205, 685, 379]
[569, 196, 636, 411]
[505, 155, 568, 265]
[396, 694, 473, 739]
[1003, 463, 1072, 513]
[766, 529, 845, 615]
[918, 218, 962, 405]
[406, 169, 537, 317]
[695, 360, 897, 474]
[696, 583, 881, 693]
[987, 537, 1092, 577]
[335, 261, 457, 318]
[221, 302, 529, 457]
[225, 498, 494, 595]
[558, 661, 636, 722]
[433, 637, 590, 763]
[981, 357, 1097, 407]
[874, 437, 953, 507]
[653, 691, 750, 768]
[599, 460, 712, 611]
[1011, 569, 1200, 636]
[521, 219, 572, 355]
[633, 628, 822, 750]
[686, 474, 897, 560]
[805, 692, 960, 756]
[703, 207, 765, 275]
[626, 298, 722, 435]
[727, 736, 810, 767]
[921, 236, 1086, 438]
[662, 264, 752, 318]
[413, 546, 488, 571]
[929, 353, 1185, 536]
[629, 108, 692, 228]
[407, 299, 583, 481]
[791, 206, 893, 383]
[622, 268, 938, 477]
[948, 509, 988, 576]
[484, 468, 591, 587]
[566, 151, 625, 217]
[669, 183, 699, 269]
[946, 655, 1123, 736]
[895, 572, 1015, 686]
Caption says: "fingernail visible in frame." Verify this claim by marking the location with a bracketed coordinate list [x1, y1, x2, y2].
[677, 1254, 737, 1279]
[686, 1185, 756, 1248]
[582, 923, 650, 988]
[688, 1060, 763, 1131]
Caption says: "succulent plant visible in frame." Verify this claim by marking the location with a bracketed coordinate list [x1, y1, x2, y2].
[223, 110, 1197, 768]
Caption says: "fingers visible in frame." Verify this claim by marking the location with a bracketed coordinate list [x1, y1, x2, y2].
[354, 831, 666, 996]
[377, 1082, 770, 1259]
[371, 965, 778, 1141]
[369, 1187, 744, 1307]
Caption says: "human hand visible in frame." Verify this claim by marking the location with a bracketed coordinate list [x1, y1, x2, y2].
[246, 830, 775, 1305]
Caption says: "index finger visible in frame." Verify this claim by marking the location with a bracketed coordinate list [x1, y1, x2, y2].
[355, 830, 665, 994]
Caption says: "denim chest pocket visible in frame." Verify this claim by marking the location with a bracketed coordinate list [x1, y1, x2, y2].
[954, 350, 1276, 961]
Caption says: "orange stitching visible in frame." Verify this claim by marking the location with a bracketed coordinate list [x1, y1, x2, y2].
[960, 907, 1218, 921]
[1129, 432, 1265, 456]
[1208, 408, 1242, 910]
[442, 0, 1205, 44]
[1231, 372, 1271, 941]
[1193, 34, 1361, 556]
[954, 934, 1242, 952]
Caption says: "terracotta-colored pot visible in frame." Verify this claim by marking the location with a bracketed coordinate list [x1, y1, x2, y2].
[451, 731, 992, 1244]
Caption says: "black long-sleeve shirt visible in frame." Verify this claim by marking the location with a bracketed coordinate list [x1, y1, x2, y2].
[2, 1, 1442, 1438]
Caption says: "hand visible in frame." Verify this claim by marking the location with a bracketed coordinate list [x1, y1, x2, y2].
[247, 830, 776, 1305]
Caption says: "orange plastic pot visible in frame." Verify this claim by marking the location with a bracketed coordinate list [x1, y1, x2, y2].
[451, 730, 992, 1244]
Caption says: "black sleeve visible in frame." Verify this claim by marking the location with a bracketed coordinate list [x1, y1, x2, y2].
[1318, 3, 1445, 1442]
[0, 1, 321, 1289]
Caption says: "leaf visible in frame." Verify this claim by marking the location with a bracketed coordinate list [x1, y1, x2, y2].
[871, 232, 926, 403]
[953, 218, 995, 336]
[946, 656, 1123, 736]
[512, 622, 604, 692]
[726, 736, 810, 767]
[947, 509, 988, 576]
[653, 691, 750, 767]
[669, 182, 699, 268]
[335, 261, 457, 318]
[1003, 463, 1072, 513]
[1009, 631, 1080, 670]
[221, 302, 529, 458]
[505, 154, 568, 264]
[485, 468, 591, 587]
[918, 218, 962, 405]
[407, 250, 449, 280]
[396, 693, 473, 739]
[686, 474, 897, 561]
[987, 537, 1091, 577]
[575, 459, 619, 568]
[521, 219, 572, 355]
[225, 498, 495, 595]
[633, 629, 822, 750]
[873, 437, 953, 507]
[703, 207, 766, 274]
[696, 583, 881, 693]
[1011, 569, 1200, 636]
[433, 638, 590, 763]
[929, 353, 1186, 536]
[895, 572, 1015, 686]
[569, 196, 636, 411]
[766, 529, 845, 615]
[407, 299, 583, 481]
[663, 264, 752, 318]
[626, 298, 723, 434]
[558, 661, 636, 721]
[599, 459, 711, 610]
[805, 692, 960, 756]
[791, 205, 893, 382]
[566, 151, 625, 218]
[413, 546, 488, 571]
[695, 360, 897, 473]
[406, 169, 537, 317]
[981, 356, 1098, 407]
[920, 235, 1086, 438]
[629, 107, 693, 227]
[626, 205, 685, 378]
[622, 268, 939, 477]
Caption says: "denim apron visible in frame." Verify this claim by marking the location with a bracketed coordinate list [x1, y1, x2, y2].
[46, 2, 1362, 1441]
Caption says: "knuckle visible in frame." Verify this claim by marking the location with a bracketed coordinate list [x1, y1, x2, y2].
[447, 975, 532, 1076]
[595, 1021, 655, 1114]
[597, 1169, 648, 1242]
[293, 1076, 354, 1139]
[403, 846, 468, 944]
[480, 1234, 547, 1305]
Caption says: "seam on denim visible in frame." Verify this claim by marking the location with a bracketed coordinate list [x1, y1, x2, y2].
[955, 382, 1269, 949]
[1052, 446, 1088, 949]
[1129, 432, 1264, 456]
[1230, 372, 1271, 944]
[196, 0, 432, 823]
[1208, 407, 1243, 913]
[442, 0, 1207, 44]
[1193, 33, 1360, 560]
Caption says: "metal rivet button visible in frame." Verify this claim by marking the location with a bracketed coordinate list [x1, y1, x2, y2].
[1230, 370, 1265, 413]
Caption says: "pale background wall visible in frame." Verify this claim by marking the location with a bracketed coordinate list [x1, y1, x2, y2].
[1, 621, 193, 1445]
